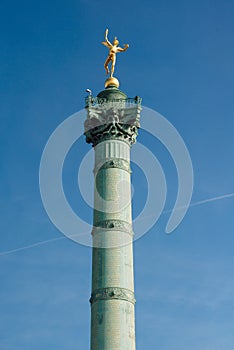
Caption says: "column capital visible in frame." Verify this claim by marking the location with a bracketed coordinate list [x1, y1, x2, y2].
[84, 99, 141, 147]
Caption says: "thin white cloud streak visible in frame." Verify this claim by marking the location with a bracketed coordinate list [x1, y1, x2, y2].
[190, 193, 234, 206]
[0, 237, 65, 257]
[0, 192, 233, 257]
[163, 192, 234, 214]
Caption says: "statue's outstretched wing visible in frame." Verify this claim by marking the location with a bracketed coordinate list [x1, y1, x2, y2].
[102, 41, 112, 49]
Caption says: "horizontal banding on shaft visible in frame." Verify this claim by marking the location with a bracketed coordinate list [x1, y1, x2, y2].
[94, 158, 132, 174]
[90, 287, 136, 305]
[92, 219, 133, 236]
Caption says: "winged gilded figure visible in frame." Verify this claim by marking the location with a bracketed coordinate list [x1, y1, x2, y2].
[102, 29, 129, 78]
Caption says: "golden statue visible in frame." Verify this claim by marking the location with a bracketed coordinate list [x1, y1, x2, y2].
[102, 29, 129, 78]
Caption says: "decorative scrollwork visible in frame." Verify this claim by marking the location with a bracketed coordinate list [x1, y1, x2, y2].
[84, 102, 141, 147]
[85, 121, 139, 147]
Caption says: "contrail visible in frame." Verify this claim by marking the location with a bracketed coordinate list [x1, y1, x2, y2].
[189, 193, 234, 207]
[0, 237, 65, 257]
[0, 192, 233, 257]
[163, 192, 234, 214]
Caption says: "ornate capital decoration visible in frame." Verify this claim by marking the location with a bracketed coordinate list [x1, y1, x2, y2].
[94, 158, 131, 174]
[84, 101, 141, 147]
[92, 219, 133, 236]
[90, 287, 136, 305]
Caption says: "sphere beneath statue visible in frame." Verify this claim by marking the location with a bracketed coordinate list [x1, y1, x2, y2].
[105, 77, 120, 88]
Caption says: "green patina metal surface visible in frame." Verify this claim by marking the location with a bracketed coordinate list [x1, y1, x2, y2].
[85, 85, 141, 350]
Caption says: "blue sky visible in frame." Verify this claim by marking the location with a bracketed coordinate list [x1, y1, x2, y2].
[1, 0, 234, 349]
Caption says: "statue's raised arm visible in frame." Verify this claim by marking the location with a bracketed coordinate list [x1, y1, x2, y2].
[102, 29, 129, 78]
[102, 29, 112, 49]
